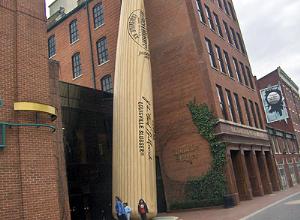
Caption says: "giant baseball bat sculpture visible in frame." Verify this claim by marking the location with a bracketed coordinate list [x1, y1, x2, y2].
[113, 0, 157, 219]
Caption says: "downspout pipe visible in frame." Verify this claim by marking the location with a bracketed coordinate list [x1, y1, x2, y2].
[85, 0, 97, 89]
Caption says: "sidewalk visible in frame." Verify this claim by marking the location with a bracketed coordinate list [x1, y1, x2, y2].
[158, 185, 300, 220]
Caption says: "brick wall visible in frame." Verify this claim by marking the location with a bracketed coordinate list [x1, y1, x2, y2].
[0, 1, 69, 219]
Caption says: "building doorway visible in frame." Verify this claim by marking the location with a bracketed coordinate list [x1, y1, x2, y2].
[60, 83, 113, 220]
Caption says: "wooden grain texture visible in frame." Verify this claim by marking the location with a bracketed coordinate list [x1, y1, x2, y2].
[113, 0, 157, 219]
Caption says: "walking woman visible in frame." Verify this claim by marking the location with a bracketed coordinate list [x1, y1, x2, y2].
[137, 199, 149, 220]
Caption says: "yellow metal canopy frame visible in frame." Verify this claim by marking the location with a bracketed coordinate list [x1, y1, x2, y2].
[14, 102, 57, 121]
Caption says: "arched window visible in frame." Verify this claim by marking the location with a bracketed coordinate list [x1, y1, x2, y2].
[101, 75, 113, 93]
[93, 3, 104, 28]
[72, 53, 81, 78]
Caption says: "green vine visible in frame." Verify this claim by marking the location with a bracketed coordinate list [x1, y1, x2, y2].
[170, 102, 227, 209]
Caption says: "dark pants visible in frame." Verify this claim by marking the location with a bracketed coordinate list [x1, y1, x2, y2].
[117, 214, 127, 220]
[140, 213, 147, 220]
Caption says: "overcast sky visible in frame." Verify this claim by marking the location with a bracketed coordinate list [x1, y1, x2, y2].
[45, 0, 300, 87]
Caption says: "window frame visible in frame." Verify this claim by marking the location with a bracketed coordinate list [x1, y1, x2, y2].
[204, 4, 215, 31]
[48, 35, 56, 58]
[225, 89, 237, 122]
[232, 57, 243, 84]
[223, 21, 233, 45]
[240, 62, 249, 87]
[243, 97, 252, 126]
[227, 1, 237, 21]
[249, 99, 259, 128]
[230, 27, 240, 50]
[195, 0, 206, 24]
[215, 44, 226, 73]
[233, 93, 244, 124]
[93, 3, 104, 28]
[246, 66, 254, 89]
[213, 12, 223, 37]
[69, 19, 79, 43]
[97, 37, 109, 65]
[216, 85, 228, 120]
[101, 74, 113, 93]
[205, 38, 217, 68]
[72, 52, 82, 79]
[223, 50, 234, 78]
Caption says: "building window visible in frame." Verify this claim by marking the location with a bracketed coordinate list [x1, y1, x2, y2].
[97, 37, 109, 64]
[93, 3, 104, 28]
[69, 19, 79, 43]
[240, 62, 249, 87]
[223, 0, 230, 16]
[217, 0, 223, 9]
[196, 0, 206, 23]
[230, 27, 239, 50]
[255, 102, 263, 129]
[234, 93, 244, 124]
[204, 5, 215, 31]
[215, 45, 226, 73]
[227, 1, 237, 20]
[223, 21, 233, 44]
[72, 53, 81, 78]
[101, 74, 113, 93]
[249, 100, 259, 128]
[223, 50, 233, 78]
[232, 57, 243, 84]
[205, 38, 217, 68]
[213, 13, 223, 37]
[243, 97, 252, 126]
[236, 32, 246, 54]
[246, 66, 254, 89]
[270, 137, 278, 154]
[216, 85, 228, 120]
[48, 35, 56, 58]
[225, 89, 237, 122]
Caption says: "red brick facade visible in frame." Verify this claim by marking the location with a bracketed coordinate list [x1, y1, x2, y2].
[47, 0, 121, 90]
[47, 0, 281, 210]
[257, 67, 300, 189]
[0, 1, 69, 219]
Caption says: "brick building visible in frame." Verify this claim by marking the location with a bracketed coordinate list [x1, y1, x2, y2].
[0, 1, 69, 219]
[47, 0, 281, 213]
[257, 67, 300, 189]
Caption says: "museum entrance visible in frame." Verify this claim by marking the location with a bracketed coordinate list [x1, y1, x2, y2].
[60, 82, 113, 220]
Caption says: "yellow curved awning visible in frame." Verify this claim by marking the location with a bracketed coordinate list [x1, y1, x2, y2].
[14, 102, 57, 121]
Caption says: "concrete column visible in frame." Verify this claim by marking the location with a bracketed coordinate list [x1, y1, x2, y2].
[245, 151, 264, 196]
[256, 151, 273, 194]
[226, 151, 239, 204]
[231, 150, 253, 201]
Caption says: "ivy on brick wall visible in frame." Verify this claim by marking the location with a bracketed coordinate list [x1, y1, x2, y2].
[170, 102, 227, 210]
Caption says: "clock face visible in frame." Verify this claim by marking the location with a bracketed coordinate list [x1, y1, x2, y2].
[267, 92, 281, 105]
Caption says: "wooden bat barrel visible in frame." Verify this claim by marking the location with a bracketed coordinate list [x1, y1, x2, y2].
[112, 0, 157, 219]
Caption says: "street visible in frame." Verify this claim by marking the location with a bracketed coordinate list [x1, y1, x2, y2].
[244, 192, 300, 220]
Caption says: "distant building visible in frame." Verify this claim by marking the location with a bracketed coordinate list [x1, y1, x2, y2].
[47, 0, 281, 217]
[257, 67, 300, 189]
